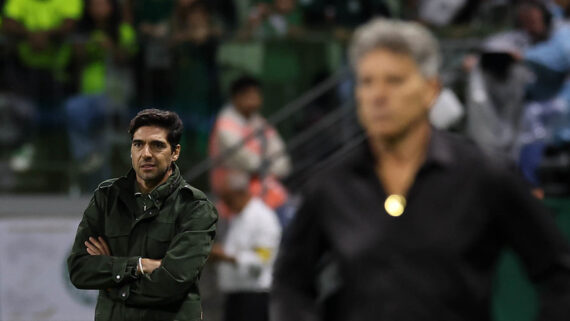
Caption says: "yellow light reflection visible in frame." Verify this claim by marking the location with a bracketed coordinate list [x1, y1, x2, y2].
[384, 194, 406, 217]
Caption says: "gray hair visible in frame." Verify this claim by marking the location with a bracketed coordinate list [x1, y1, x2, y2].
[349, 18, 441, 78]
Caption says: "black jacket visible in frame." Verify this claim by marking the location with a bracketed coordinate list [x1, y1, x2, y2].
[271, 129, 570, 321]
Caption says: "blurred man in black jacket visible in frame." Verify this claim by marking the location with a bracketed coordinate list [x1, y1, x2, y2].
[271, 18, 570, 321]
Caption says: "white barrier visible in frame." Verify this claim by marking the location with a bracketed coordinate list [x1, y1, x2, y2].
[0, 218, 96, 321]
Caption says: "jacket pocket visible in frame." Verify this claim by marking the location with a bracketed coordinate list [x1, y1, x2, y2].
[105, 225, 131, 256]
[146, 222, 174, 259]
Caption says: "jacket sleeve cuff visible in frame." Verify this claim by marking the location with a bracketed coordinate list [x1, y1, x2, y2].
[111, 256, 140, 284]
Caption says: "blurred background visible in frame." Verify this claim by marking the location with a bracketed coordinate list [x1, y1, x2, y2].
[1, 0, 570, 320]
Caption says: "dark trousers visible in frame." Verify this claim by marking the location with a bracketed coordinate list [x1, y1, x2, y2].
[224, 292, 269, 321]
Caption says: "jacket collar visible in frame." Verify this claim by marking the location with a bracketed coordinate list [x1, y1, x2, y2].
[117, 163, 182, 210]
[355, 127, 455, 175]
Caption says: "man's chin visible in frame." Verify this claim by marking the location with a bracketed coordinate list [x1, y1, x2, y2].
[367, 127, 400, 140]
[367, 120, 427, 142]
[136, 171, 159, 182]
[137, 169, 171, 185]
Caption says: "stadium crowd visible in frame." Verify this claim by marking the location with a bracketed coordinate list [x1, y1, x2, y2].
[1, 0, 568, 195]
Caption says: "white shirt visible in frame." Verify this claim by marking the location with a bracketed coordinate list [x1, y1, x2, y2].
[217, 197, 282, 293]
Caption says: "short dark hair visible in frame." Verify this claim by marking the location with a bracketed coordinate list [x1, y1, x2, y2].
[230, 75, 261, 97]
[516, 1, 552, 32]
[128, 109, 184, 149]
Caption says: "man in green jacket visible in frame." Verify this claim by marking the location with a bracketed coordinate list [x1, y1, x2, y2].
[68, 109, 218, 321]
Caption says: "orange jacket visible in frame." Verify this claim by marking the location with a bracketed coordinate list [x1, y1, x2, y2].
[209, 105, 291, 215]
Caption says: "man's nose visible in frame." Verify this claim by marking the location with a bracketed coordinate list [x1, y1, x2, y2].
[141, 145, 152, 158]
[371, 87, 387, 106]
[374, 82, 389, 98]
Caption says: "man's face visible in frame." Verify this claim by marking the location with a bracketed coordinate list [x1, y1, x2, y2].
[519, 7, 548, 42]
[355, 48, 439, 140]
[131, 126, 180, 184]
[233, 87, 262, 117]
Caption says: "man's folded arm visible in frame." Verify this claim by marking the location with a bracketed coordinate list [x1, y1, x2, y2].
[67, 196, 140, 290]
[126, 200, 218, 307]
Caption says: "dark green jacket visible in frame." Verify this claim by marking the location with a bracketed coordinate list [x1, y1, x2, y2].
[67, 165, 217, 321]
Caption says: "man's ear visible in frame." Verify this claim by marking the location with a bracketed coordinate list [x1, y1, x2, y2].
[426, 77, 442, 111]
[172, 144, 181, 161]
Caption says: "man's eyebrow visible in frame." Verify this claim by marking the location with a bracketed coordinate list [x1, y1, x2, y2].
[132, 139, 168, 144]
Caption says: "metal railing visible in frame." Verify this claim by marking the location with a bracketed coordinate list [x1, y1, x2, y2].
[183, 66, 352, 184]
[183, 37, 483, 190]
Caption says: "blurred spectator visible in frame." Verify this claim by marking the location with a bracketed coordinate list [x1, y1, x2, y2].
[1, 0, 82, 173]
[0, 8, 35, 173]
[171, 0, 221, 160]
[521, 3, 570, 102]
[516, 0, 553, 44]
[64, 0, 137, 193]
[127, 0, 174, 107]
[2, 0, 82, 110]
[517, 99, 569, 187]
[242, 0, 304, 39]
[209, 76, 291, 223]
[514, 1, 570, 187]
[465, 32, 531, 163]
[461, 1, 562, 176]
[210, 170, 281, 321]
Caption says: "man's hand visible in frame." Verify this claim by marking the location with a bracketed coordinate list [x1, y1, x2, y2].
[137, 258, 162, 274]
[139, 258, 162, 274]
[85, 236, 111, 256]
[210, 243, 236, 264]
